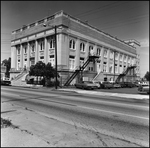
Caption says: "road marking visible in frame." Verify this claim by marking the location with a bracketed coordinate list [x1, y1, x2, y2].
[78, 105, 149, 120]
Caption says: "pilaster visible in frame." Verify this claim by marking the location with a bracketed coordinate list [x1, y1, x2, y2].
[100, 47, 104, 72]
[75, 39, 80, 69]
[20, 44, 23, 68]
[106, 49, 110, 73]
[117, 52, 120, 74]
[27, 42, 30, 68]
[44, 37, 48, 64]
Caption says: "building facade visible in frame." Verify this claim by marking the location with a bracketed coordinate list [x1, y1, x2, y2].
[10, 10, 140, 84]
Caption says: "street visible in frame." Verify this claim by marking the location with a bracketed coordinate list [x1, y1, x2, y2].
[1, 86, 149, 147]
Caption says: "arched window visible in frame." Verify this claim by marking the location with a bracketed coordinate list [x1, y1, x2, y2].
[17, 46, 20, 55]
[69, 39, 75, 49]
[104, 50, 107, 57]
[110, 51, 113, 59]
[80, 42, 85, 52]
[89, 45, 93, 55]
[120, 54, 122, 61]
[97, 48, 101, 55]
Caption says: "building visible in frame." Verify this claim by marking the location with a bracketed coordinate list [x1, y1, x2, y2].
[1, 63, 6, 79]
[10, 10, 140, 85]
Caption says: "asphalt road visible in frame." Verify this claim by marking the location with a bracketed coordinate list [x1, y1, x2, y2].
[1, 86, 149, 147]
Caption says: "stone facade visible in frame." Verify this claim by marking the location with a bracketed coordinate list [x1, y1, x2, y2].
[10, 10, 140, 84]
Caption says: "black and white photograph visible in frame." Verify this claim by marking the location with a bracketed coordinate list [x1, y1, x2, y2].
[1, 1, 149, 147]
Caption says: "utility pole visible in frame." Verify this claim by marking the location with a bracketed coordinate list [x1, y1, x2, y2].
[54, 26, 58, 89]
[114, 50, 116, 82]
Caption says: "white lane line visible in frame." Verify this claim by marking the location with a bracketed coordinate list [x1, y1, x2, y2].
[78, 105, 149, 120]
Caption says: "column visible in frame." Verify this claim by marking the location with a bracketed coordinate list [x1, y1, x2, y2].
[27, 42, 30, 69]
[93, 45, 97, 72]
[84, 42, 89, 71]
[35, 40, 38, 64]
[126, 55, 128, 68]
[44, 37, 48, 64]
[11, 46, 17, 69]
[75, 39, 80, 69]
[100, 47, 104, 72]
[117, 52, 120, 74]
[20, 44, 23, 68]
[122, 54, 124, 73]
[106, 49, 110, 73]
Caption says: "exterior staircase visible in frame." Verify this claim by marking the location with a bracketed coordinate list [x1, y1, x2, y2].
[92, 71, 105, 82]
[11, 70, 29, 86]
[115, 64, 136, 83]
[64, 55, 99, 86]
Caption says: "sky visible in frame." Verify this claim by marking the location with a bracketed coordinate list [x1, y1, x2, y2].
[1, 1, 149, 77]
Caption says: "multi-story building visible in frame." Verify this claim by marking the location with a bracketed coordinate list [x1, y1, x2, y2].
[10, 10, 140, 85]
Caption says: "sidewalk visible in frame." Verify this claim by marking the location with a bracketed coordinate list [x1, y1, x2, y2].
[10, 84, 149, 100]
[1, 102, 143, 147]
[59, 88, 149, 100]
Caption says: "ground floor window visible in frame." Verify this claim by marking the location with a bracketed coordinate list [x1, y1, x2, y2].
[69, 56, 75, 70]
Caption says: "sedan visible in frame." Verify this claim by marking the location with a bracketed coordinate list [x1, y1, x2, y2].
[100, 81, 114, 89]
[138, 84, 149, 94]
[113, 83, 121, 88]
[75, 81, 98, 90]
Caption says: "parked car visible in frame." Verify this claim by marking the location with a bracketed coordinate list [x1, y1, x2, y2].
[1, 77, 11, 86]
[75, 81, 98, 90]
[113, 83, 121, 88]
[93, 81, 101, 89]
[100, 81, 113, 89]
[138, 84, 149, 94]
[125, 82, 136, 88]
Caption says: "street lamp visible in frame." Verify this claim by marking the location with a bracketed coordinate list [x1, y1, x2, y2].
[43, 24, 58, 89]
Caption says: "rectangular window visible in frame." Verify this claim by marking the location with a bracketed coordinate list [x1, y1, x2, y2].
[50, 55, 54, 58]
[69, 56, 75, 70]
[40, 56, 44, 59]
[25, 59, 27, 61]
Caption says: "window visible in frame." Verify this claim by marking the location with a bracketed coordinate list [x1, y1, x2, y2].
[31, 44, 35, 53]
[80, 42, 85, 52]
[31, 59, 35, 66]
[89, 45, 93, 55]
[103, 62, 107, 72]
[18, 48, 20, 55]
[120, 54, 122, 61]
[124, 55, 126, 61]
[40, 56, 44, 59]
[110, 51, 113, 59]
[97, 48, 101, 56]
[40, 40, 44, 51]
[69, 39, 75, 49]
[109, 65, 113, 73]
[69, 56, 75, 69]
[49, 39, 55, 49]
[49, 55, 55, 66]
[89, 66, 94, 71]
[25, 59, 27, 61]
[24, 46, 27, 54]
[104, 50, 107, 58]
[80, 57, 84, 66]
[115, 53, 118, 60]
